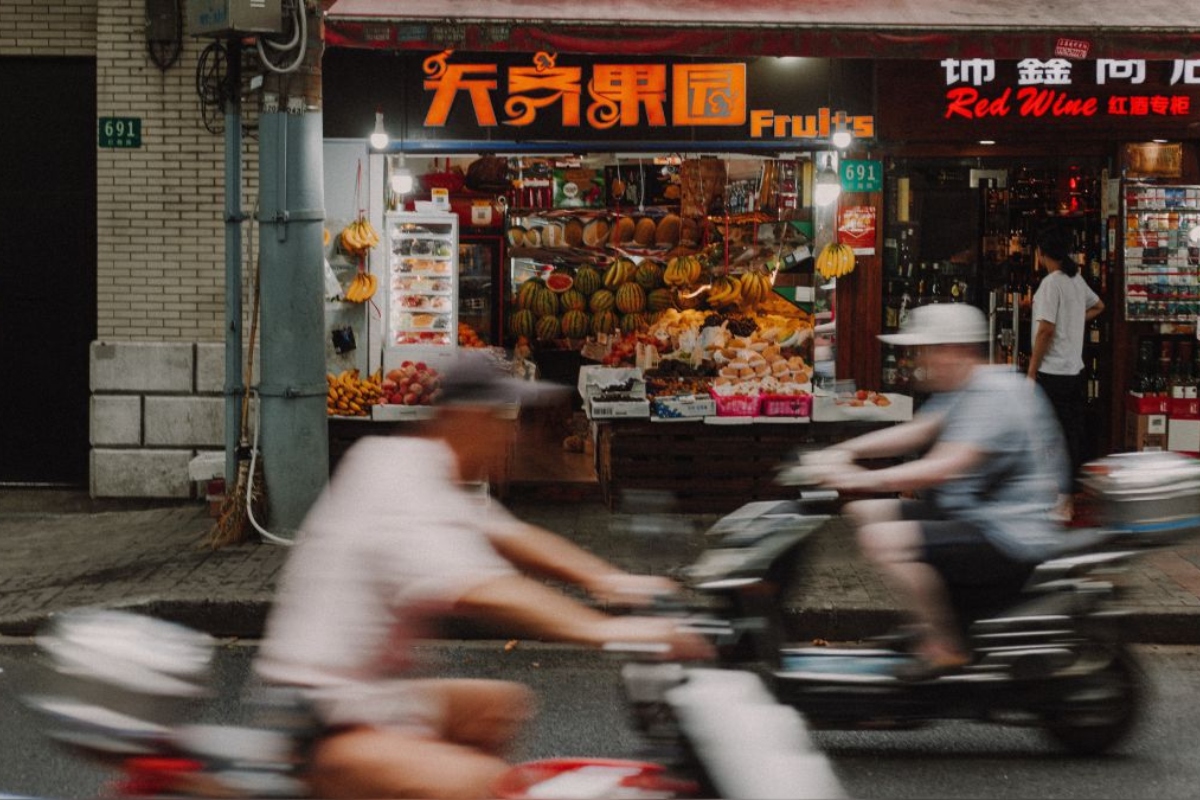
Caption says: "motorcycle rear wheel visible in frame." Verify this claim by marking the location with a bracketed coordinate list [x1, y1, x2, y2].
[1042, 646, 1141, 755]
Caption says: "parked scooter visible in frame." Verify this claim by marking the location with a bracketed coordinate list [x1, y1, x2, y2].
[677, 449, 1200, 755]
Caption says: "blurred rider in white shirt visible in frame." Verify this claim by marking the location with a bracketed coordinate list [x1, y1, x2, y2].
[255, 352, 712, 799]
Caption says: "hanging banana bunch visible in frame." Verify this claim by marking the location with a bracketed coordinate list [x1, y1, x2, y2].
[816, 242, 856, 280]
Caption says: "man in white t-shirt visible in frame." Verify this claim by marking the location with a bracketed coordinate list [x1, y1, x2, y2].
[1028, 221, 1105, 518]
[255, 352, 712, 799]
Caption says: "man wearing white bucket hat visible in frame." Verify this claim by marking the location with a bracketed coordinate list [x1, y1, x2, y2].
[804, 304, 1070, 681]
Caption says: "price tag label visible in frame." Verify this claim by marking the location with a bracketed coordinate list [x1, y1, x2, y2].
[839, 159, 882, 193]
[471, 203, 493, 226]
[98, 117, 141, 148]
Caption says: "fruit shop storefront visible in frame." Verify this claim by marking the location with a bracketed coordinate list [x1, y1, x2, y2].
[319, 2, 1200, 510]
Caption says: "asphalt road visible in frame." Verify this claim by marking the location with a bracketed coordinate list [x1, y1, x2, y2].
[2, 640, 1200, 799]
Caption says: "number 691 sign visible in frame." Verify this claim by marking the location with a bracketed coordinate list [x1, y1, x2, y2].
[98, 117, 142, 148]
[838, 159, 881, 193]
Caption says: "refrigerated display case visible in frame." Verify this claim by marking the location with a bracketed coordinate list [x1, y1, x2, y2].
[384, 211, 459, 369]
[1121, 182, 1200, 322]
[459, 232, 504, 347]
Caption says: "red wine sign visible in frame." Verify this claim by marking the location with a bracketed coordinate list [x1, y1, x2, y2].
[941, 58, 1198, 121]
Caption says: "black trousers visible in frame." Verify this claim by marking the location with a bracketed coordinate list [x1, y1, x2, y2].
[1036, 370, 1086, 493]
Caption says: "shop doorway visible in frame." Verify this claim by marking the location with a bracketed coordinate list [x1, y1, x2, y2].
[0, 58, 97, 485]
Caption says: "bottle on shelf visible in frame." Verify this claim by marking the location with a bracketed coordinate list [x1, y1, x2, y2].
[929, 263, 943, 303]
[1086, 357, 1100, 404]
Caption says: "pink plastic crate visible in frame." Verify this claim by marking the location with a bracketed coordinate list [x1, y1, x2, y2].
[710, 389, 760, 416]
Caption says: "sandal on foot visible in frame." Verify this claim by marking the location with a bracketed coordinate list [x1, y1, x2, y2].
[892, 653, 970, 682]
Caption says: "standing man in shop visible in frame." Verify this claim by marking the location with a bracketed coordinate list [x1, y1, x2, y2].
[1027, 221, 1105, 521]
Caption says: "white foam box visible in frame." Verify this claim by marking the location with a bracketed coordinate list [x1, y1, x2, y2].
[652, 394, 717, 419]
[812, 392, 913, 423]
[577, 365, 647, 401]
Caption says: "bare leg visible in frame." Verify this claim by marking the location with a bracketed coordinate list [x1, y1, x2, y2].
[855, 519, 967, 662]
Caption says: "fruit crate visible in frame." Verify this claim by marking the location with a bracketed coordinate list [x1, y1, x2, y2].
[710, 389, 760, 417]
[759, 393, 812, 418]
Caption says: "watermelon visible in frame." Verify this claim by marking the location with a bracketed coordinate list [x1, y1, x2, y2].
[620, 313, 648, 333]
[515, 278, 546, 310]
[536, 315, 561, 342]
[591, 310, 618, 335]
[573, 265, 602, 296]
[647, 287, 675, 312]
[559, 288, 586, 312]
[508, 309, 535, 339]
[615, 283, 646, 314]
[588, 289, 616, 314]
[634, 261, 664, 290]
[530, 289, 559, 319]
[561, 309, 590, 339]
[545, 271, 574, 293]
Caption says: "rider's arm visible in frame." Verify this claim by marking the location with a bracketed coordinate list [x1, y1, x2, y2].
[832, 410, 943, 461]
[832, 439, 983, 495]
[486, 522, 675, 603]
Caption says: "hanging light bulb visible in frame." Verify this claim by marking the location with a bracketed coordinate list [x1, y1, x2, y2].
[390, 153, 413, 195]
[369, 107, 389, 150]
[814, 154, 842, 207]
[831, 120, 853, 151]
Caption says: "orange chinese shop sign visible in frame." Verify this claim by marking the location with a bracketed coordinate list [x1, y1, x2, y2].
[410, 51, 874, 145]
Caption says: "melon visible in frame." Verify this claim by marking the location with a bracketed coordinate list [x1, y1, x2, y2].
[591, 310, 618, 335]
[559, 288, 586, 312]
[588, 289, 616, 314]
[620, 312, 648, 332]
[573, 265, 602, 296]
[615, 283, 647, 314]
[515, 278, 546, 310]
[530, 289, 559, 319]
[536, 314, 561, 342]
[508, 309, 535, 339]
[647, 287, 675, 312]
[545, 271, 574, 293]
[634, 261, 664, 291]
[561, 309, 590, 339]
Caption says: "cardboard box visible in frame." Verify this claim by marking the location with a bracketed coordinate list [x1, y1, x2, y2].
[577, 366, 646, 401]
[1126, 393, 1171, 415]
[1126, 412, 1168, 451]
[1169, 397, 1200, 420]
[588, 398, 651, 419]
[652, 395, 716, 419]
[1168, 417, 1200, 454]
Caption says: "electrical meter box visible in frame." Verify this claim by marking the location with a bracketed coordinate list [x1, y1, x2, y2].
[187, 0, 283, 37]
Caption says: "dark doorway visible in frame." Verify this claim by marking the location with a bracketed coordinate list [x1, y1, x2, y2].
[0, 58, 97, 485]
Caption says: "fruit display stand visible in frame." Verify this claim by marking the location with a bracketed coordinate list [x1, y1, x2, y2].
[592, 418, 894, 513]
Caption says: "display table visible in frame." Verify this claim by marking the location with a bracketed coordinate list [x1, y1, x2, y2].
[593, 418, 894, 513]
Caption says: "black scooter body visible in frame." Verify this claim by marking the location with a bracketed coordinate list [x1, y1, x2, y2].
[684, 495, 1143, 754]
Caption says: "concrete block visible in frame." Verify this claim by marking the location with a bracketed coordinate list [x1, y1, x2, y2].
[91, 341, 194, 393]
[90, 395, 142, 445]
[145, 396, 224, 446]
[91, 449, 194, 498]
[195, 342, 225, 394]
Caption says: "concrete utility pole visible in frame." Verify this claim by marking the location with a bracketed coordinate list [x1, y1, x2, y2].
[256, 7, 328, 538]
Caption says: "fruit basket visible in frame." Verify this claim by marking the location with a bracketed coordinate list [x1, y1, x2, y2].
[710, 388, 760, 417]
[759, 393, 812, 418]
[492, 758, 696, 799]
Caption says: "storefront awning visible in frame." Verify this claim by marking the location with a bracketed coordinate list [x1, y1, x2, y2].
[323, 0, 1200, 60]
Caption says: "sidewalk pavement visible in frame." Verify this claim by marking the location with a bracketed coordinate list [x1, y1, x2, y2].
[2, 488, 1200, 643]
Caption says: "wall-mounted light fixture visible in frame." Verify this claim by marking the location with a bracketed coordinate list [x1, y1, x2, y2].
[369, 107, 389, 150]
[814, 153, 842, 207]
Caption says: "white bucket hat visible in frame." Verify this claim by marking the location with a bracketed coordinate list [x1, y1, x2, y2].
[878, 303, 988, 346]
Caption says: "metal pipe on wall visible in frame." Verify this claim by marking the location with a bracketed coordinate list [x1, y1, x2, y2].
[223, 37, 244, 487]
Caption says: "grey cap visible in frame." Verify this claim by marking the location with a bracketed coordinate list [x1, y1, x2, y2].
[878, 303, 989, 346]
[436, 351, 568, 408]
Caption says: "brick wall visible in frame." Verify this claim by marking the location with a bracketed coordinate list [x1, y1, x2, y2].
[95, 0, 259, 342]
[0, 0, 98, 56]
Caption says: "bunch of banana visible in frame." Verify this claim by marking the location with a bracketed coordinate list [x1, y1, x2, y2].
[816, 242, 856, 280]
[664, 255, 703, 287]
[737, 269, 772, 306]
[339, 216, 380, 258]
[343, 270, 377, 303]
[707, 275, 743, 308]
[326, 369, 383, 417]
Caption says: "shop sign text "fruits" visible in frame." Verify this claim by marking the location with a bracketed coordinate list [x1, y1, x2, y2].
[422, 50, 874, 141]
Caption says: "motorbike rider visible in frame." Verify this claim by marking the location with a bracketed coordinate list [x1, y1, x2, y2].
[253, 351, 713, 799]
[805, 303, 1070, 681]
